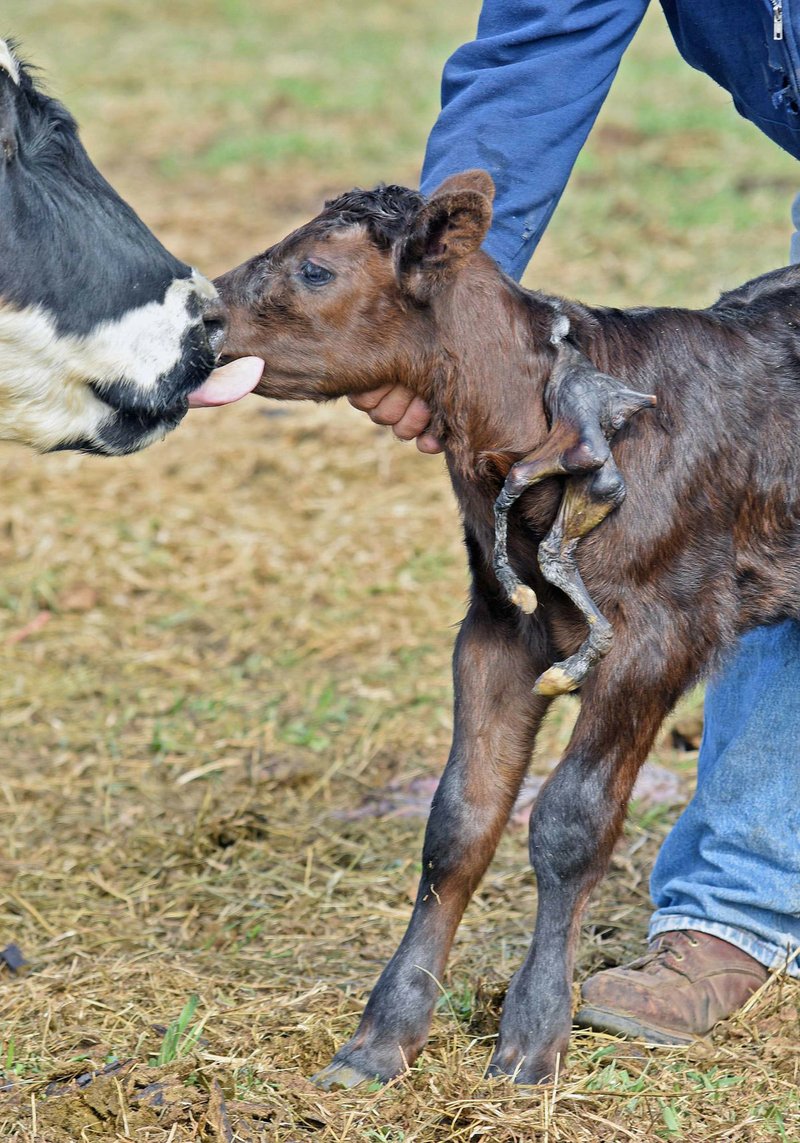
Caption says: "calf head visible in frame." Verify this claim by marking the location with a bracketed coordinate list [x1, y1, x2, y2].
[214, 170, 495, 404]
[0, 41, 235, 455]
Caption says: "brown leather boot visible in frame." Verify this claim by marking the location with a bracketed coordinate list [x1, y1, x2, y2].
[575, 930, 768, 1045]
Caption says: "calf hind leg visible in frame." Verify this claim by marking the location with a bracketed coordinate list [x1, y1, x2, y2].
[489, 660, 686, 1083]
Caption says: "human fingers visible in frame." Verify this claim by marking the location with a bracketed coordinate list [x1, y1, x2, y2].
[391, 396, 434, 440]
[415, 431, 444, 454]
[364, 386, 421, 427]
[347, 385, 395, 413]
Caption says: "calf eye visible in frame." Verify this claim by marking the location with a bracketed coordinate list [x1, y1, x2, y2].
[298, 260, 335, 287]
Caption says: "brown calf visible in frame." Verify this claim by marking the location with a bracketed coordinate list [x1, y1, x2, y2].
[215, 171, 800, 1086]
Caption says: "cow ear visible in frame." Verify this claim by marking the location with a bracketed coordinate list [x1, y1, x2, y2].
[0, 42, 20, 86]
[0, 42, 20, 164]
[395, 169, 494, 301]
[0, 89, 18, 164]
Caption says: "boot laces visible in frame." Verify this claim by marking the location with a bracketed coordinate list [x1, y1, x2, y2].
[630, 933, 699, 976]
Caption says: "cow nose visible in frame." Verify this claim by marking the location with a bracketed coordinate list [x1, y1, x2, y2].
[201, 299, 228, 358]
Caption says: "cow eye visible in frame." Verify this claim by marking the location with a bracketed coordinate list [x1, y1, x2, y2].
[298, 260, 334, 287]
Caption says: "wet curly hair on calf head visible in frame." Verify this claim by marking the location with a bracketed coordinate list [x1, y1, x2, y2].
[319, 184, 426, 248]
[258, 185, 425, 273]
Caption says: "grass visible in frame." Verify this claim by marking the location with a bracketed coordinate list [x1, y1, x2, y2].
[1, 2, 799, 1140]
[152, 995, 204, 1067]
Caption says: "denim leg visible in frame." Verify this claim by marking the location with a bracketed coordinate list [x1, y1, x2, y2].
[649, 622, 800, 977]
[791, 192, 800, 266]
[649, 209, 800, 976]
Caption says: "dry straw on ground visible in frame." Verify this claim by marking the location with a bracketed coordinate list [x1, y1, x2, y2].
[0, 386, 796, 1143]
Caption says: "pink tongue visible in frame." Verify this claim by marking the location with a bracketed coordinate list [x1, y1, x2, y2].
[188, 356, 264, 408]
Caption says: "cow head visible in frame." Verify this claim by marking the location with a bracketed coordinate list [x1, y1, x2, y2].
[0, 40, 256, 455]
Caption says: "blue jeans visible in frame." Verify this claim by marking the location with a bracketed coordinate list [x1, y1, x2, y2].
[650, 207, 800, 977]
[649, 209, 800, 978]
[792, 193, 800, 265]
[650, 623, 800, 976]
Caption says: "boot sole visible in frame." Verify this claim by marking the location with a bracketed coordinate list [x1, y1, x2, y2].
[574, 1004, 698, 1046]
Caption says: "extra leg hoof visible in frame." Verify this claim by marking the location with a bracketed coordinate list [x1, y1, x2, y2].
[535, 624, 613, 696]
[510, 583, 538, 614]
[534, 664, 581, 697]
[311, 1060, 380, 1090]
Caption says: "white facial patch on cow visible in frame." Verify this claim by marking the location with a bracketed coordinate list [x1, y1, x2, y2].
[0, 272, 216, 452]
[81, 273, 211, 394]
[0, 41, 20, 86]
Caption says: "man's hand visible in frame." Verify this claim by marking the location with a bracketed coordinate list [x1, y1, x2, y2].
[348, 385, 443, 453]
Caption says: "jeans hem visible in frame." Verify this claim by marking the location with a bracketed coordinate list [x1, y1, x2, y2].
[648, 916, 800, 979]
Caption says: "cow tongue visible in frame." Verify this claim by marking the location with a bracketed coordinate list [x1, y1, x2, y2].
[188, 356, 264, 408]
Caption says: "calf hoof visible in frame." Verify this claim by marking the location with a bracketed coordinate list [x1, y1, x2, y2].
[486, 1046, 562, 1086]
[311, 1038, 408, 1090]
[311, 1060, 379, 1090]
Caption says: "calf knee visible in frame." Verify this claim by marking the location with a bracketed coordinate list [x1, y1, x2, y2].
[528, 760, 619, 889]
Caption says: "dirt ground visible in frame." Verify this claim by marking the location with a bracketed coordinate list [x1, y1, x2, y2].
[1, 3, 799, 1141]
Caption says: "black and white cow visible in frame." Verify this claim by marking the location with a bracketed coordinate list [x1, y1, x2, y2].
[0, 39, 261, 455]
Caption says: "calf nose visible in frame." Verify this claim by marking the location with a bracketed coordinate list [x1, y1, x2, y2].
[201, 298, 228, 359]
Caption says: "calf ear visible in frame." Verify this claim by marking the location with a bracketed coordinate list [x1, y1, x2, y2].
[395, 169, 494, 301]
[427, 169, 495, 202]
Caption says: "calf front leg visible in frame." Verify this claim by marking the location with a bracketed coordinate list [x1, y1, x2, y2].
[489, 646, 692, 1084]
[313, 596, 549, 1089]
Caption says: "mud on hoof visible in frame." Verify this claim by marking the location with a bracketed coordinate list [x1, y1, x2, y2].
[311, 1039, 409, 1090]
[311, 1060, 384, 1090]
[486, 1049, 561, 1086]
